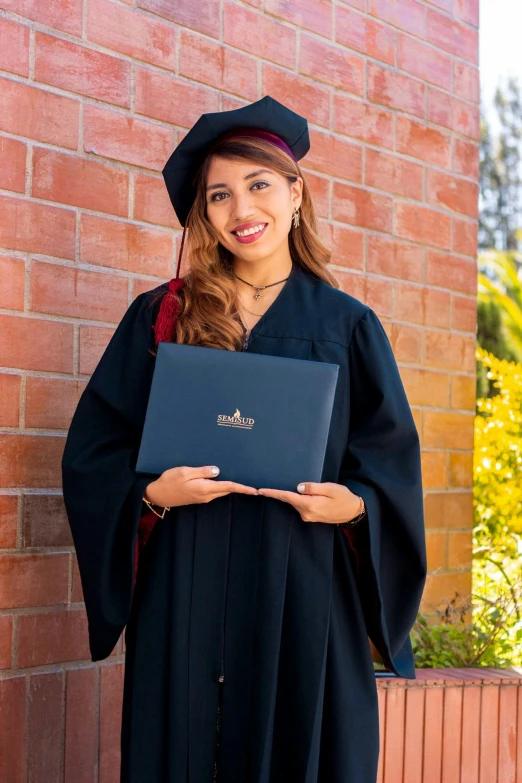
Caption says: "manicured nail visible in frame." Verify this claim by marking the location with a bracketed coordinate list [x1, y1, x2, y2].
[211, 466, 219, 475]
[297, 484, 305, 492]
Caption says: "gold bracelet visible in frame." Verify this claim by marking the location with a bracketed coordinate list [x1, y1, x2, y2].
[142, 496, 171, 519]
[336, 495, 366, 528]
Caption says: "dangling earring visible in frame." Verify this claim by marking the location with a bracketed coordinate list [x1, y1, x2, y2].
[292, 206, 300, 229]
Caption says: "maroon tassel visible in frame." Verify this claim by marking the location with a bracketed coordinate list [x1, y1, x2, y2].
[153, 225, 187, 346]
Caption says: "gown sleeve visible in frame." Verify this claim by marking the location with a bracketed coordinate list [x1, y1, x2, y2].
[338, 308, 427, 679]
[61, 291, 160, 661]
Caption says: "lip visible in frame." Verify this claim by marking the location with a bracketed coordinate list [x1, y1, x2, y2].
[231, 223, 268, 244]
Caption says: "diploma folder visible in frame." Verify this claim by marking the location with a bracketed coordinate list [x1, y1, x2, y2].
[136, 342, 340, 491]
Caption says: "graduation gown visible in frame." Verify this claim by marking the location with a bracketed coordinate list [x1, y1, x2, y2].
[61, 260, 427, 783]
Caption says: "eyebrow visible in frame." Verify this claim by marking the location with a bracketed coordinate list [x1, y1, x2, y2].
[206, 169, 273, 193]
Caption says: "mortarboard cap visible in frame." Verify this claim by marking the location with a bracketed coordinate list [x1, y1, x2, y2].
[162, 94, 310, 229]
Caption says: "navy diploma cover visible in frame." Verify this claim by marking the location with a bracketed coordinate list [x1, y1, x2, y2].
[136, 342, 340, 491]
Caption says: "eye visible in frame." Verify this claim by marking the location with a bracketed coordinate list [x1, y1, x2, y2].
[209, 180, 270, 203]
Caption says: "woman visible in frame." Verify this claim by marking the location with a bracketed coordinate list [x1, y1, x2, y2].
[62, 95, 427, 783]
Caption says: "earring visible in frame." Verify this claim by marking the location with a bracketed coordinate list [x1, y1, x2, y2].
[292, 206, 300, 229]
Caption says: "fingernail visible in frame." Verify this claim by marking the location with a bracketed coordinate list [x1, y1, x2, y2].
[258, 489, 264, 495]
[211, 466, 219, 475]
[297, 483, 305, 492]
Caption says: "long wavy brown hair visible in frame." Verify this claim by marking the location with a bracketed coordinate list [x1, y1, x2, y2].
[146, 136, 340, 354]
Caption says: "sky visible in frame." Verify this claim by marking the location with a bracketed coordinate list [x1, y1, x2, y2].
[479, 0, 522, 123]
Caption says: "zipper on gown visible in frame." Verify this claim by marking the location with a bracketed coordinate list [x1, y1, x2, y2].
[214, 325, 250, 780]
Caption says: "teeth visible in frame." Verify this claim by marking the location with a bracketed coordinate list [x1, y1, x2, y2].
[234, 224, 265, 237]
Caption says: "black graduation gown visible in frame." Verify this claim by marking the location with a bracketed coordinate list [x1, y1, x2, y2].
[61, 260, 427, 783]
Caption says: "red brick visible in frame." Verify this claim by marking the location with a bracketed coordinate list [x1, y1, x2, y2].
[25, 376, 86, 430]
[455, 0, 479, 27]
[427, 252, 477, 294]
[0, 0, 82, 36]
[79, 324, 115, 374]
[265, 0, 333, 38]
[336, 271, 393, 318]
[401, 367, 449, 407]
[423, 411, 474, 449]
[0, 76, 79, 149]
[0, 552, 68, 608]
[0, 313, 73, 372]
[403, 688, 425, 780]
[450, 375, 475, 410]
[263, 65, 330, 129]
[427, 8, 478, 64]
[0, 256, 25, 310]
[454, 61, 480, 104]
[0, 136, 26, 194]
[22, 493, 73, 548]
[18, 610, 90, 667]
[30, 261, 128, 322]
[449, 451, 473, 488]
[333, 92, 394, 149]
[80, 214, 173, 277]
[331, 226, 364, 271]
[85, 105, 174, 172]
[453, 220, 478, 259]
[35, 33, 130, 108]
[137, 0, 220, 37]
[134, 172, 179, 229]
[395, 284, 450, 328]
[427, 170, 479, 218]
[224, 2, 296, 69]
[99, 665, 125, 781]
[0, 17, 29, 76]
[368, 0, 426, 37]
[28, 673, 63, 783]
[442, 687, 464, 783]
[0, 495, 18, 548]
[135, 67, 220, 130]
[305, 171, 330, 219]
[366, 148, 423, 199]
[395, 202, 451, 250]
[426, 530, 447, 569]
[425, 331, 476, 372]
[0, 373, 21, 427]
[32, 148, 129, 217]
[396, 116, 452, 168]
[0, 433, 65, 488]
[333, 182, 393, 233]
[448, 531, 472, 569]
[179, 30, 257, 101]
[428, 87, 480, 140]
[0, 677, 26, 782]
[308, 131, 363, 182]
[300, 36, 364, 97]
[367, 236, 424, 282]
[452, 295, 477, 332]
[398, 34, 452, 90]
[423, 287, 452, 328]
[387, 322, 422, 363]
[422, 451, 448, 490]
[336, 5, 394, 65]
[0, 196, 76, 259]
[454, 140, 480, 183]
[65, 668, 97, 783]
[368, 62, 425, 118]
[421, 570, 471, 609]
[0, 615, 13, 668]
[87, 0, 176, 69]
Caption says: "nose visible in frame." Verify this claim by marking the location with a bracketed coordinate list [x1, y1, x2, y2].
[230, 189, 256, 221]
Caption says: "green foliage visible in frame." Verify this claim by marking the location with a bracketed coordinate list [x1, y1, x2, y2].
[478, 248, 522, 365]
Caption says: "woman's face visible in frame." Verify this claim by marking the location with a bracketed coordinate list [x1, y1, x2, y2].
[205, 155, 303, 262]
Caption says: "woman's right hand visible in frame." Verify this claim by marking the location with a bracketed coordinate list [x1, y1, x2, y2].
[143, 465, 259, 508]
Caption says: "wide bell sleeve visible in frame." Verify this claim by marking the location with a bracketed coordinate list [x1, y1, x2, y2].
[61, 291, 160, 662]
[338, 308, 427, 679]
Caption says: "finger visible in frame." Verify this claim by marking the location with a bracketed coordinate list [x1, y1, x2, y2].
[207, 481, 258, 496]
[185, 465, 220, 480]
[257, 488, 303, 503]
[296, 481, 334, 496]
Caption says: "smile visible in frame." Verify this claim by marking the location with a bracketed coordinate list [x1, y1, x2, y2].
[232, 224, 268, 244]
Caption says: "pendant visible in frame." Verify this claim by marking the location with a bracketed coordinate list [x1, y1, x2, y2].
[254, 289, 262, 300]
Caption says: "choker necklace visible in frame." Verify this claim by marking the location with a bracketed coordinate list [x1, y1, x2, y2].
[233, 267, 292, 300]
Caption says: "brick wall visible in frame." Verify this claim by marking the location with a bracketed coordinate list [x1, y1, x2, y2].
[0, 0, 479, 779]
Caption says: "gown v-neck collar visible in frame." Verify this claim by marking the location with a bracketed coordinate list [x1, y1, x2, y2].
[246, 260, 312, 339]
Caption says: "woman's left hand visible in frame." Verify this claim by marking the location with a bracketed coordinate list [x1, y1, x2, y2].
[257, 481, 361, 525]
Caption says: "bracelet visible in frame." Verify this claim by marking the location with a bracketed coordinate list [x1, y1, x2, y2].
[336, 495, 366, 528]
[142, 496, 171, 519]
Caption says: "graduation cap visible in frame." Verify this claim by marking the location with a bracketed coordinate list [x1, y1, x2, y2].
[153, 95, 310, 346]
